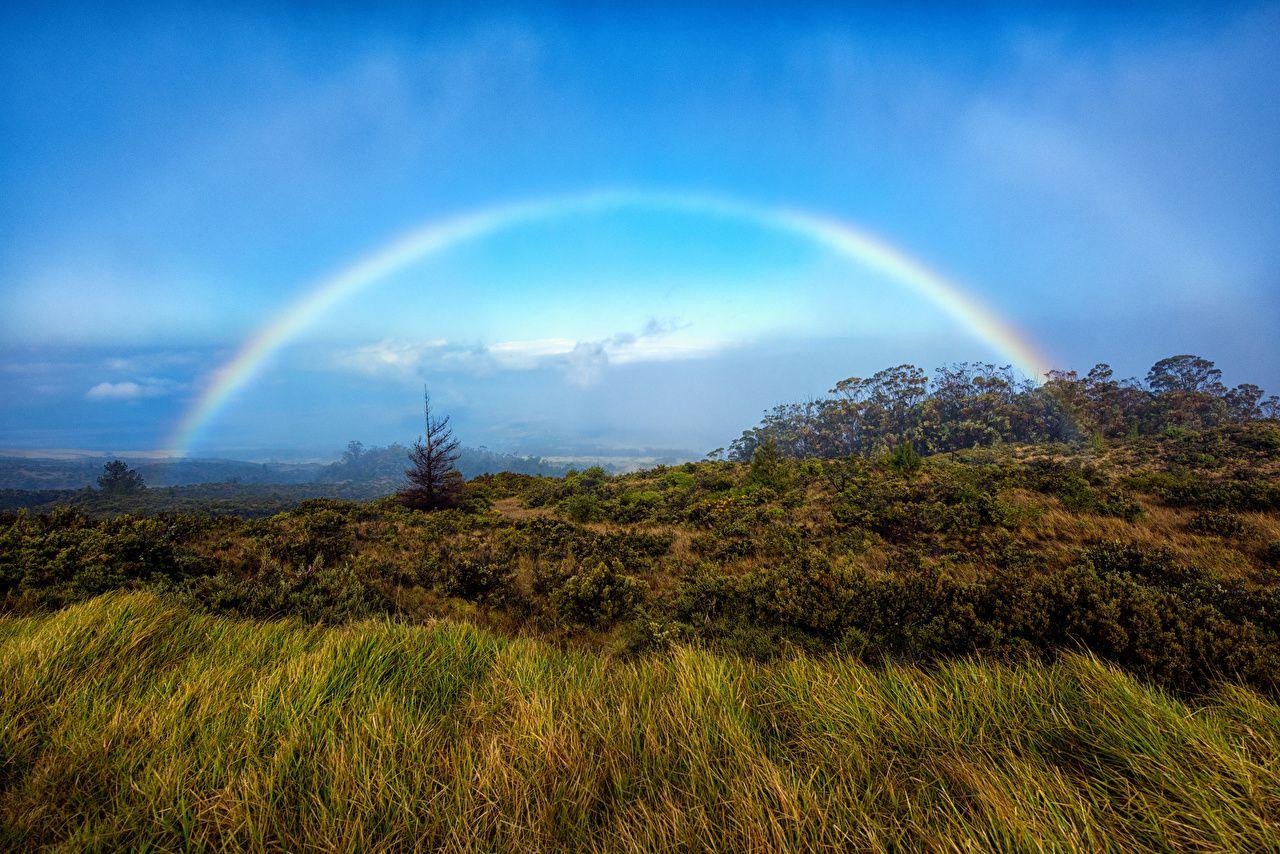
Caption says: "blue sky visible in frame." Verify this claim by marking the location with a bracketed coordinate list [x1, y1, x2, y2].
[2, 2, 1278, 458]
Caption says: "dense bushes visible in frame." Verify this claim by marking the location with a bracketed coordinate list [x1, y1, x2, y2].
[181, 558, 390, 624]
[1023, 459, 1143, 520]
[1188, 509, 1246, 537]
[0, 508, 212, 610]
[670, 541, 1280, 694]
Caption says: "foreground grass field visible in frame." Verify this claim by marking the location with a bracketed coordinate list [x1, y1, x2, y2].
[3, 593, 1280, 851]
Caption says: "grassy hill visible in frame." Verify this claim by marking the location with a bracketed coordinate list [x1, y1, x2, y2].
[2, 422, 1280, 848]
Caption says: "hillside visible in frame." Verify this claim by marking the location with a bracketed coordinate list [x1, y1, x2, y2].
[4, 423, 1279, 687]
[3, 422, 1280, 848]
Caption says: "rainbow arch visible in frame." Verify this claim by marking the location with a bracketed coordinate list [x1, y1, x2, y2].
[169, 190, 1053, 455]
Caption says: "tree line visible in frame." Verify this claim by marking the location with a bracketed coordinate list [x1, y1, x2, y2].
[723, 354, 1279, 462]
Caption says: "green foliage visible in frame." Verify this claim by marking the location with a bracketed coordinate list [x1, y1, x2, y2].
[182, 557, 389, 624]
[884, 441, 922, 476]
[1188, 509, 1247, 538]
[0, 509, 210, 610]
[671, 540, 1280, 695]
[747, 437, 791, 491]
[97, 459, 146, 495]
[536, 557, 642, 628]
[256, 503, 356, 568]
[562, 492, 601, 523]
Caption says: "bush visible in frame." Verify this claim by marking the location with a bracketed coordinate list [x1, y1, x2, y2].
[256, 506, 355, 568]
[1, 511, 212, 609]
[885, 442, 922, 476]
[1188, 510, 1246, 538]
[562, 493, 600, 523]
[537, 557, 642, 628]
[183, 558, 389, 624]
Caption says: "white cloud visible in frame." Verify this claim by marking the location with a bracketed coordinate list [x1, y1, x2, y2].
[334, 319, 726, 386]
[86, 378, 177, 401]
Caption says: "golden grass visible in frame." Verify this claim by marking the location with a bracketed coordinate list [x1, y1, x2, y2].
[1009, 493, 1262, 580]
[3, 593, 1280, 851]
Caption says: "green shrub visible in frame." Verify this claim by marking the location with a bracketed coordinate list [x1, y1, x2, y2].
[1188, 510, 1246, 538]
[256, 506, 355, 568]
[747, 438, 792, 491]
[537, 557, 642, 628]
[183, 558, 389, 624]
[562, 493, 601, 523]
[885, 441, 922, 476]
[1, 511, 212, 609]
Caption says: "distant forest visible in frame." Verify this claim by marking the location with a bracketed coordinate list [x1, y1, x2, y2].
[0, 445, 568, 492]
[724, 354, 1279, 462]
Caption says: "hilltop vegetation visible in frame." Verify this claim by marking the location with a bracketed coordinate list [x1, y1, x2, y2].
[725, 355, 1278, 461]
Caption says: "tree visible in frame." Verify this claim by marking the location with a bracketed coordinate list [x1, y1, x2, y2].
[97, 459, 145, 495]
[1224, 384, 1265, 421]
[747, 436, 790, 490]
[1146, 355, 1225, 396]
[400, 389, 461, 510]
[342, 440, 365, 464]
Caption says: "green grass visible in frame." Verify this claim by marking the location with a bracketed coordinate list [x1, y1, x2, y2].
[3, 594, 1280, 851]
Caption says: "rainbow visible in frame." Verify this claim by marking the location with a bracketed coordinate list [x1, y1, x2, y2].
[169, 190, 1053, 455]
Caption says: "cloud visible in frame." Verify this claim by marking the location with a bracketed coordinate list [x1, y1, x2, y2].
[86, 378, 177, 401]
[334, 318, 724, 386]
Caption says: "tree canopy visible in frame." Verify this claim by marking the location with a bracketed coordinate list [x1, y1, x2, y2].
[96, 460, 145, 495]
[728, 355, 1278, 462]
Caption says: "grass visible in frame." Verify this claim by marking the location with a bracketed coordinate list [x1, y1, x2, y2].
[3, 593, 1280, 851]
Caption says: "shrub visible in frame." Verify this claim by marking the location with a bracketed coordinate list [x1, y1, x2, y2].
[562, 493, 601, 523]
[884, 441, 922, 476]
[2, 512, 212, 609]
[183, 558, 389, 624]
[537, 557, 642, 628]
[424, 551, 509, 601]
[1095, 489, 1144, 521]
[256, 506, 355, 568]
[1188, 510, 1246, 538]
[748, 438, 792, 491]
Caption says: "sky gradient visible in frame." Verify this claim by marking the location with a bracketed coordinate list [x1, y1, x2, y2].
[2, 2, 1278, 459]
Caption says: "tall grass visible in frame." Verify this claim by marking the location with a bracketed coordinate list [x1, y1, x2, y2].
[3, 593, 1279, 851]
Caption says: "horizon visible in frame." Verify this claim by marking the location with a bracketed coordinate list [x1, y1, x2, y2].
[3, 2, 1278, 456]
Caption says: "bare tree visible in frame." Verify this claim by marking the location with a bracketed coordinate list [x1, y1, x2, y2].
[400, 387, 461, 510]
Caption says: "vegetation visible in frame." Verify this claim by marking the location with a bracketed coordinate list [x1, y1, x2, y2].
[96, 459, 145, 494]
[400, 390, 463, 511]
[3, 356, 1278, 848]
[727, 354, 1278, 462]
[3, 418, 1278, 698]
[3, 593, 1280, 851]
